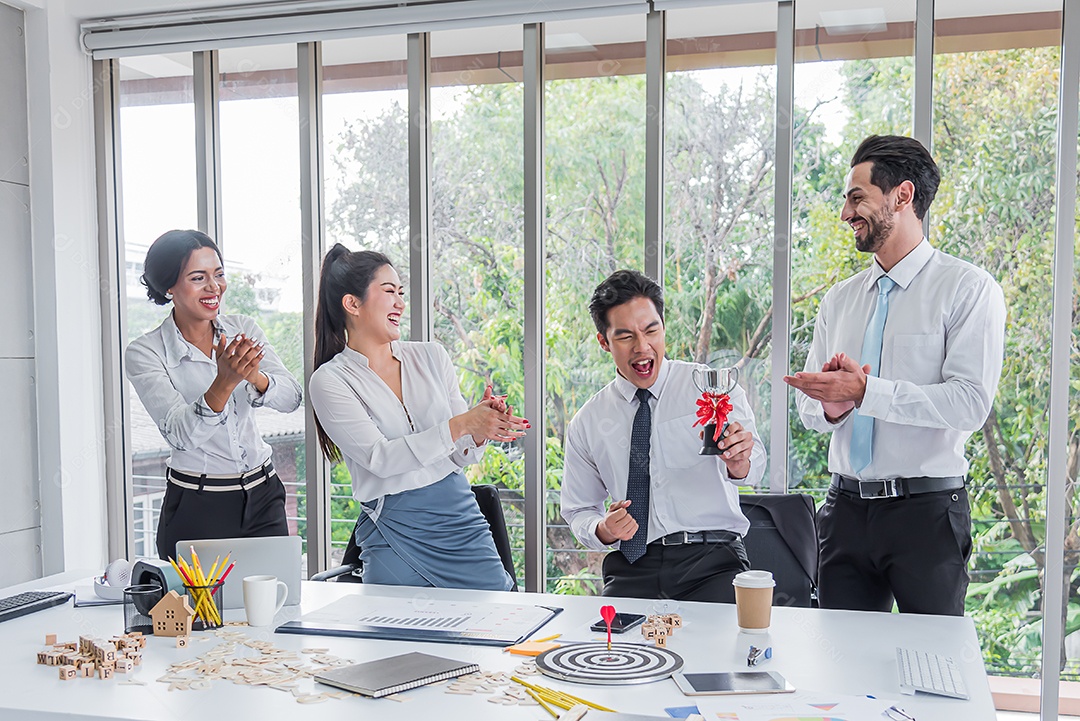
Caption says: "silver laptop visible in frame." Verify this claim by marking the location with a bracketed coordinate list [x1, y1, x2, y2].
[176, 536, 302, 610]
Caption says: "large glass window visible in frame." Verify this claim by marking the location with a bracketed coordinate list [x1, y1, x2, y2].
[788, 0, 915, 498]
[321, 35, 410, 565]
[664, 3, 777, 490]
[118, 53, 197, 557]
[430, 26, 526, 585]
[932, 0, 1063, 692]
[544, 14, 647, 594]
[217, 45, 306, 558]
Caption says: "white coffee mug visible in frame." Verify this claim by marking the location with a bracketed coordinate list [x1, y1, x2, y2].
[242, 574, 288, 627]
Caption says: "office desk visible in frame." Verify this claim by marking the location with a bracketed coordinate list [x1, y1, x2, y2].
[0, 573, 994, 720]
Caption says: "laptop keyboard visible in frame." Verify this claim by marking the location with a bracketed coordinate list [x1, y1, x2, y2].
[0, 591, 72, 623]
[896, 647, 969, 699]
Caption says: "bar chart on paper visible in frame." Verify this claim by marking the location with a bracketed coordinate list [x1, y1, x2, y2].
[276, 594, 561, 646]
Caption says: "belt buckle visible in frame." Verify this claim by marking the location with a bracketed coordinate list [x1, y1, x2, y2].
[661, 532, 689, 546]
[859, 479, 900, 499]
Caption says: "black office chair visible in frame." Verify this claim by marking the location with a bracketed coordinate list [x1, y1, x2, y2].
[310, 483, 519, 591]
[739, 493, 818, 607]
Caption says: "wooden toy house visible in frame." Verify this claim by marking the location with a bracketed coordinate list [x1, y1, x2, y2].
[149, 590, 195, 637]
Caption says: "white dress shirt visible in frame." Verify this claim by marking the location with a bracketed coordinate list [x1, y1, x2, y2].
[125, 313, 303, 474]
[307, 341, 484, 503]
[796, 239, 1006, 479]
[561, 359, 765, 551]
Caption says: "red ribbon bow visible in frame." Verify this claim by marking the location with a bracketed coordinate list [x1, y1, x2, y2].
[693, 393, 733, 442]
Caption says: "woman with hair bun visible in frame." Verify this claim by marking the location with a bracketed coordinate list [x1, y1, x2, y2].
[309, 243, 529, 590]
[126, 229, 302, 560]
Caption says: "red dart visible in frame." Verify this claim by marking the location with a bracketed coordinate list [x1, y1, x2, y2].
[600, 605, 616, 651]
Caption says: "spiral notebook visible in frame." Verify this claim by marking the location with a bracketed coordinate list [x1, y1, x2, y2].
[314, 651, 478, 698]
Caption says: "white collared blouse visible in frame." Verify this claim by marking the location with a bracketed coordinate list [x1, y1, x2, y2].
[125, 313, 303, 474]
[306, 341, 484, 503]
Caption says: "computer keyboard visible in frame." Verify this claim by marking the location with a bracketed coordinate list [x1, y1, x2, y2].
[896, 646, 969, 699]
[0, 590, 72, 623]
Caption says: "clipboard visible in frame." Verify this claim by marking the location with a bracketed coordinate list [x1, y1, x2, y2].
[276, 595, 562, 647]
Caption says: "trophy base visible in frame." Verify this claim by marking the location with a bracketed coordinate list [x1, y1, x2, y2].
[699, 423, 723, 455]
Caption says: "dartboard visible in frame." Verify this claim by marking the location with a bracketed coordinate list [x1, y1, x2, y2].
[535, 643, 683, 685]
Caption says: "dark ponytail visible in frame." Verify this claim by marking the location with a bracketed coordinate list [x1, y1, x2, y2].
[313, 243, 394, 462]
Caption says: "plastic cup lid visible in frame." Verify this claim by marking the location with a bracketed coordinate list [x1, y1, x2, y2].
[732, 570, 776, 588]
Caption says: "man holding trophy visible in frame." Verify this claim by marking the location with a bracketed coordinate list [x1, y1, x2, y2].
[560, 270, 766, 602]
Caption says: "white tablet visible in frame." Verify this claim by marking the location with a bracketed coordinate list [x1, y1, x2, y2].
[672, 671, 794, 696]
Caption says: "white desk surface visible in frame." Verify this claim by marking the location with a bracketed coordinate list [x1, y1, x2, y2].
[0, 572, 994, 721]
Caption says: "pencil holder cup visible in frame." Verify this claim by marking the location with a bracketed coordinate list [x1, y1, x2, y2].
[184, 581, 225, 631]
[123, 583, 163, 634]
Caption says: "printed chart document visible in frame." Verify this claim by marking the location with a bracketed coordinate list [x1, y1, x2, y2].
[314, 651, 478, 697]
[276, 594, 561, 646]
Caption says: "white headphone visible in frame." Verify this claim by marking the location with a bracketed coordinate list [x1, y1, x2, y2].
[93, 558, 133, 600]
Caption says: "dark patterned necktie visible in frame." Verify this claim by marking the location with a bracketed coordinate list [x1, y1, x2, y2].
[621, 387, 653, 563]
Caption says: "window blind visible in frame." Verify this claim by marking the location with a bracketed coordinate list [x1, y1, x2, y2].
[81, 0, 650, 58]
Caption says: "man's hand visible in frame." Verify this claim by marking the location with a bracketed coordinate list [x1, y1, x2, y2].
[718, 421, 753, 480]
[596, 500, 638, 545]
[783, 352, 870, 420]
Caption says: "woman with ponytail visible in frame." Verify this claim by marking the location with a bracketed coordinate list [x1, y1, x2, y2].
[126, 230, 303, 560]
[309, 244, 528, 590]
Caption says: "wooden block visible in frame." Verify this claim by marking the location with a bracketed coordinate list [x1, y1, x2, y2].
[115, 658, 133, 673]
[655, 634, 668, 648]
[81, 664, 95, 678]
[44, 634, 57, 646]
[36, 651, 48, 665]
[670, 615, 682, 628]
[176, 636, 189, 649]
[44, 652, 61, 666]
[641, 625, 657, 640]
[99, 666, 114, 680]
[59, 665, 77, 680]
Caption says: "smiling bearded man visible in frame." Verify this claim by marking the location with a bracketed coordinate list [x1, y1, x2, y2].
[783, 135, 1006, 616]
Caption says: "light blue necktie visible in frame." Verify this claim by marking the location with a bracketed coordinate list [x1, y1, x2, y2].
[849, 275, 896, 475]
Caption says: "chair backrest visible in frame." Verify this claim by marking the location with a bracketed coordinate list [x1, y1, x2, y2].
[470, 484, 519, 592]
[336, 484, 518, 591]
[739, 493, 818, 608]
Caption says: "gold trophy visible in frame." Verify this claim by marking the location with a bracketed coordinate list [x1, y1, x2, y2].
[692, 366, 738, 455]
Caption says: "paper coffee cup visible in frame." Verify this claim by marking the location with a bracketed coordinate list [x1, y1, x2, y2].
[733, 570, 775, 633]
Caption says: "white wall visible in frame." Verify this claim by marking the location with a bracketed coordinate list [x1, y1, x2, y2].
[0, 1, 41, 587]
[6, 0, 109, 577]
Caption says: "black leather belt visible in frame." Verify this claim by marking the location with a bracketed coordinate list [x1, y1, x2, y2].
[651, 530, 740, 546]
[831, 473, 965, 499]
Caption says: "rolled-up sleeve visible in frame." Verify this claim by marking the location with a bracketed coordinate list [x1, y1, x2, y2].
[433, 344, 485, 468]
[719, 384, 767, 488]
[560, 418, 614, 551]
[125, 341, 229, 452]
[238, 318, 303, 412]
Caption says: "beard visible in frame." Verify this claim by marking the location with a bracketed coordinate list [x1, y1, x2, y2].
[854, 205, 895, 253]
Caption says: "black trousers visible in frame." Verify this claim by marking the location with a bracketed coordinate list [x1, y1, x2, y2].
[601, 536, 749, 603]
[156, 467, 289, 560]
[817, 485, 972, 616]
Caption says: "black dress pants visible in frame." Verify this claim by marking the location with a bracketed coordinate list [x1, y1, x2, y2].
[817, 485, 972, 616]
[601, 536, 749, 602]
[156, 468, 289, 560]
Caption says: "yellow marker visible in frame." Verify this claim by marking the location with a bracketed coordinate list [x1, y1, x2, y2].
[531, 634, 561, 643]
